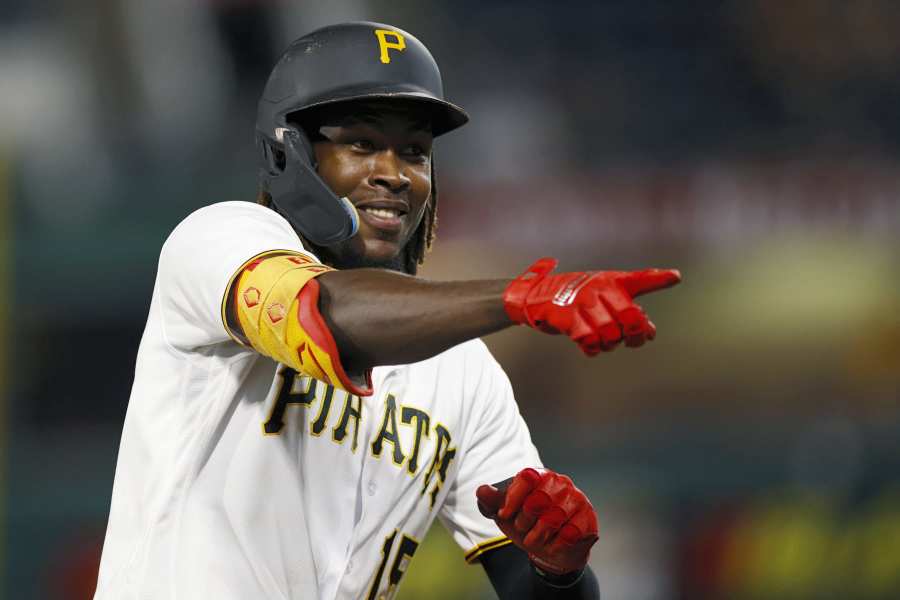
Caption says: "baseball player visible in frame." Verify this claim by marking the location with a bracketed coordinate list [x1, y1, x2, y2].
[94, 22, 680, 600]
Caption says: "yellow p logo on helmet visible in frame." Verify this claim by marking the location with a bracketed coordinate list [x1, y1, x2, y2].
[374, 29, 406, 64]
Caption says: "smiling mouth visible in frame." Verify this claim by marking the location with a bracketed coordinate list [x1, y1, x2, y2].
[360, 207, 404, 219]
[357, 205, 407, 233]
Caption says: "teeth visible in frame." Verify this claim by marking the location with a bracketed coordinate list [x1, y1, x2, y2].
[362, 207, 400, 219]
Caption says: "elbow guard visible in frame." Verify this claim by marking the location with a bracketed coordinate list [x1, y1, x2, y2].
[223, 250, 373, 396]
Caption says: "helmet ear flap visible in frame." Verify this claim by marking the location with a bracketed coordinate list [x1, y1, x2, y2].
[259, 126, 359, 246]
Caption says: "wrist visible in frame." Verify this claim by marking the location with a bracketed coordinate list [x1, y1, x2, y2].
[531, 562, 585, 589]
[487, 279, 516, 314]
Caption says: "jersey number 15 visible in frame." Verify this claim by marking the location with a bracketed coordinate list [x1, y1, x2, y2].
[367, 529, 420, 600]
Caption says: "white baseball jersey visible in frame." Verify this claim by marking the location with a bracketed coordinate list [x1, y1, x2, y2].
[94, 201, 542, 600]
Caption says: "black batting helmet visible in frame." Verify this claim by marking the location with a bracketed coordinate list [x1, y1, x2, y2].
[256, 21, 469, 247]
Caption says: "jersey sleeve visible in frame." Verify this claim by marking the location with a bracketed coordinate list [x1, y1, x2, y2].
[157, 201, 318, 350]
[437, 341, 543, 564]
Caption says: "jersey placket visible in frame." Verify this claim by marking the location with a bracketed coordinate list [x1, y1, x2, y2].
[336, 369, 416, 600]
[324, 369, 389, 600]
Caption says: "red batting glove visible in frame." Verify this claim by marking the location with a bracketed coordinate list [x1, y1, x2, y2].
[476, 468, 599, 576]
[503, 258, 681, 355]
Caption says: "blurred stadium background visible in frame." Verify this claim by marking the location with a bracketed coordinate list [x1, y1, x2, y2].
[2, 1, 899, 598]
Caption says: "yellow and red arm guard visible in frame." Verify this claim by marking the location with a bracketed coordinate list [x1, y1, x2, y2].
[222, 250, 373, 396]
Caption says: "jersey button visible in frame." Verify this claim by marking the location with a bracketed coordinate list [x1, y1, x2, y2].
[367, 481, 377, 496]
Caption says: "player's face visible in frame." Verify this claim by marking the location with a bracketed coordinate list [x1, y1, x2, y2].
[312, 105, 433, 270]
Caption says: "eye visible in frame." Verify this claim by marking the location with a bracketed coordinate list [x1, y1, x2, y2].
[402, 144, 428, 162]
[350, 139, 375, 152]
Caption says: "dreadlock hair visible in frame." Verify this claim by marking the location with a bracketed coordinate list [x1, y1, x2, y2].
[403, 160, 438, 274]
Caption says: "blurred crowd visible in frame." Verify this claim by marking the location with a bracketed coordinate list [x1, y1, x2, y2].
[1, 1, 898, 599]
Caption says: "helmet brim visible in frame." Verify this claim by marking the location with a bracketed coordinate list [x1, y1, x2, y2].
[290, 92, 469, 138]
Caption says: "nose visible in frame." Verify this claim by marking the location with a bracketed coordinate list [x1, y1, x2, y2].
[368, 149, 410, 193]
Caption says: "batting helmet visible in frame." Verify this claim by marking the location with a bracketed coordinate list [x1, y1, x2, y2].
[256, 21, 469, 247]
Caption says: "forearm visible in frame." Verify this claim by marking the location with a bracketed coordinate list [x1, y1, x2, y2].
[316, 269, 512, 371]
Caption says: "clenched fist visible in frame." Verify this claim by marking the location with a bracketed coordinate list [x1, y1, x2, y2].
[504, 257, 681, 355]
[476, 468, 599, 576]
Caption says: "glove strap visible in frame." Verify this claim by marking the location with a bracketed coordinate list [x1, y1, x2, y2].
[503, 257, 558, 324]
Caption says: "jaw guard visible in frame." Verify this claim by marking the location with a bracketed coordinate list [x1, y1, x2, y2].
[259, 126, 360, 247]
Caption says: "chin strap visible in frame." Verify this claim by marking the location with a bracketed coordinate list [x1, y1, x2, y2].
[260, 126, 359, 246]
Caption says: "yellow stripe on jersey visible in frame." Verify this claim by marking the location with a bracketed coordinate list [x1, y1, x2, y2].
[225, 251, 373, 396]
[463, 536, 513, 564]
